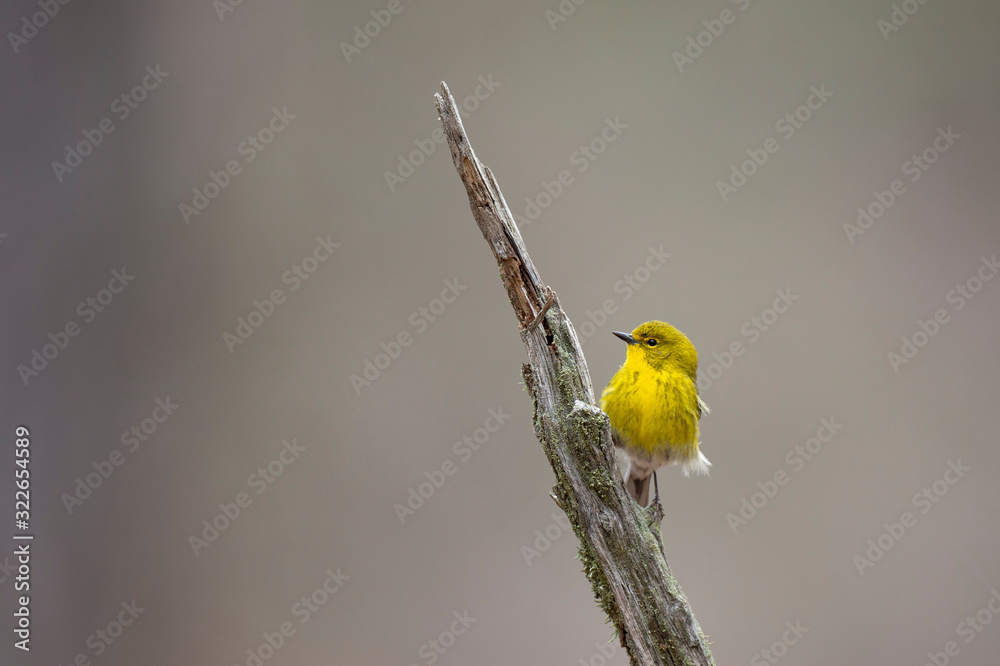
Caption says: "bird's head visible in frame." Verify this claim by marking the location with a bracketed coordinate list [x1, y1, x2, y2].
[613, 320, 698, 378]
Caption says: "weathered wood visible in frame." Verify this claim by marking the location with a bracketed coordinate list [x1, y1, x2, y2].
[434, 82, 715, 666]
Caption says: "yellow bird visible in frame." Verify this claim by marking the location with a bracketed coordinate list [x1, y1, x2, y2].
[600, 321, 711, 506]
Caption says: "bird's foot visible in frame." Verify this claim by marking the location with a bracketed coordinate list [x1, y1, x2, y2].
[646, 471, 664, 523]
[645, 497, 664, 524]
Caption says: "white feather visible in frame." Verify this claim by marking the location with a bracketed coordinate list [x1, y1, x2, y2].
[681, 449, 712, 477]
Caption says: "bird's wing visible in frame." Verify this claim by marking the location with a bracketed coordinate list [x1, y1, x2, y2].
[696, 393, 711, 420]
[690, 372, 710, 420]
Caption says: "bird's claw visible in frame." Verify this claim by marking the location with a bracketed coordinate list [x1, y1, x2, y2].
[645, 497, 664, 524]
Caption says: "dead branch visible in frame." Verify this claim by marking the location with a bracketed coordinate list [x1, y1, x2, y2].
[434, 82, 715, 666]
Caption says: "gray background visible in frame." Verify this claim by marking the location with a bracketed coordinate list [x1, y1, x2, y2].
[2, 1, 999, 664]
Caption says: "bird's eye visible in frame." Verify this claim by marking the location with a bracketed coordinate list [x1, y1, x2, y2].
[646, 339, 657, 346]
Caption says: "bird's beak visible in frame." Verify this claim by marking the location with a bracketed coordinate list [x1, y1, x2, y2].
[612, 331, 637, 345]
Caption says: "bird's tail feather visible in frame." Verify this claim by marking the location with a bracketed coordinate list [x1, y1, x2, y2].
[624, 462, 652, 506]
[681, 449, 712, 477]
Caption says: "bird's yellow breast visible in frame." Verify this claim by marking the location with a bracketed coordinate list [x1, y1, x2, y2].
[600, 358, 700, 459]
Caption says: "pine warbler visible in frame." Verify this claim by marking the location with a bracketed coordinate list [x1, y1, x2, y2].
[600, 321, 711, 506]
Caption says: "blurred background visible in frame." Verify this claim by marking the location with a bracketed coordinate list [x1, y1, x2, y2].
[2, 1, 999, 664]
